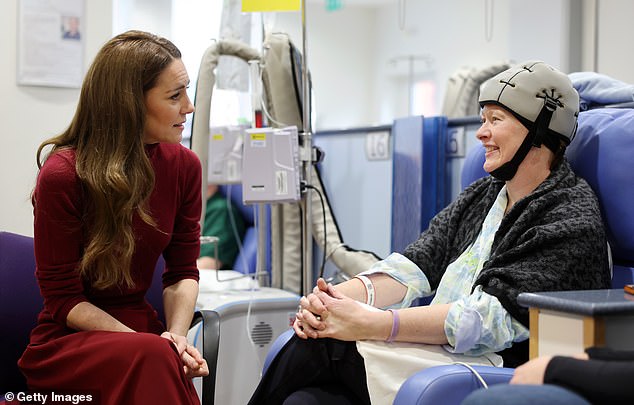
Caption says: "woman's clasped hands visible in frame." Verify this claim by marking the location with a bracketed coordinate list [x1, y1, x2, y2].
[294, 278, 389, 342]
[160, 331, 210, 378]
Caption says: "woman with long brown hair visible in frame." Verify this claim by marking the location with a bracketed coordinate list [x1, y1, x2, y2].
[18, 30, 207, 404]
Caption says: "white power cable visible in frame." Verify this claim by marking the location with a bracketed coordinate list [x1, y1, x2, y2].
[258, 63, 292, 128]
[223, 186, 266, 372]
[453, 362, 489, 389]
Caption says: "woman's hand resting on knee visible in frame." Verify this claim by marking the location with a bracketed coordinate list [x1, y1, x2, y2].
[161, 331, 210, 378]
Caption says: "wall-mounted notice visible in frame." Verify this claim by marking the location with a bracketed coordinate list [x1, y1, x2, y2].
[17, 0, 85, 88]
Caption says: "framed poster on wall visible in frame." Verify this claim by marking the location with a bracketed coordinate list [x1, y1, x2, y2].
[17, 0, 85, 88]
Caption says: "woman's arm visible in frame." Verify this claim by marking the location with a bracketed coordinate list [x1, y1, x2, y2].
[396, 304, 450, 344]
[512, 354, 634, 404]
[63, 266, 199, 337]
[162, 278, 198, 336]
[66, 301, 134, 332]
[34, 153, 94, 325]
[545, 356, 634, 403]
[325, 273, 408, 308]
[297, 279, 449, 343]
[301, 253, 420, 318]
[162, 278, 208, 378]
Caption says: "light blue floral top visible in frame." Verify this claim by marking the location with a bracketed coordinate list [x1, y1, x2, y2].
[360, 186, 529, 356]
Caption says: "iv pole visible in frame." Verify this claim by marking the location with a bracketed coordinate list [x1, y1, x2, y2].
[249, 1, 313, 296]
[300, 0, 313, 297]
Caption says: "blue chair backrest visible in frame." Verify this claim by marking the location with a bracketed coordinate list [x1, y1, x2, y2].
[0, 231, 169, 396]
[145, 255, 166, 323]
[567, 108, 634, 286]
[460, 143, 488, 190]
[0, 231, 38, 393]
[219, 184, 254, 226]
[459, 108, 634, 287]
[218, 184, 269, 277]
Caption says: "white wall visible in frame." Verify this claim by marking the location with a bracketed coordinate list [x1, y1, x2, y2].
[271, 0, 581, 128]
[1, 0, 114, 236]
[372, 0, 513, 122]
[596, 0, 634, 82]
[264, 0, 634, 129]
[3, 0, 634, 236]
[273, 5, 376, 129]
[114, 0, 171, 38]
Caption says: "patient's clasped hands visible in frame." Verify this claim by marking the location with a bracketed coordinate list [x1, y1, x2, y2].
[294, 278, 392, 342]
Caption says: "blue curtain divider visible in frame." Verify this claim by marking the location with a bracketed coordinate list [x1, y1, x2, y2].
[391, 116, 448, 253]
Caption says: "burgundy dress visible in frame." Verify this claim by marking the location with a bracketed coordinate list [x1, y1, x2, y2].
[19, 143, 202, 404]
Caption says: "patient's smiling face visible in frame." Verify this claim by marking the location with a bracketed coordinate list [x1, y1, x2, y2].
[476, 104, 529, 173]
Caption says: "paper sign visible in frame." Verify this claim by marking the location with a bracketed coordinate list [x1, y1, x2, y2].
[17, 0, 85, 88]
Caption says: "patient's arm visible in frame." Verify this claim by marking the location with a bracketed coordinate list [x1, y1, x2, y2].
[298, 275, 406, 325]
[296, 278, 449, 344]
[336, 273, 408, 308]
[196, 255, 222, 270]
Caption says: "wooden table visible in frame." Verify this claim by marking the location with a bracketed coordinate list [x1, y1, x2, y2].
[518, 289, 634, 359]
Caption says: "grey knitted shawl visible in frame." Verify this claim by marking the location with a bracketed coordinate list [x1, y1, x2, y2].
[403, 159, 611, 328]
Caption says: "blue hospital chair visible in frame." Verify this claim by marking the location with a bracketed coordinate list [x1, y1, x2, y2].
[0, 232, 39, 400]
[567, 108, 634, 287]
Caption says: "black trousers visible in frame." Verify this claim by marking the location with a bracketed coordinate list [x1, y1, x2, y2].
[247, 335, 371, 405]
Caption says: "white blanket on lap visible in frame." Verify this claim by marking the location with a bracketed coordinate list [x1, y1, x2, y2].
[356, 340, 502, 405]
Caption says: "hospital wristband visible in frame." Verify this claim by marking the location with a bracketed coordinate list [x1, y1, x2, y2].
[355, 275, 375, 306]
[386, 309, 400, 343]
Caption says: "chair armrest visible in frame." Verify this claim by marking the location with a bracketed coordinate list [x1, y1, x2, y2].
[393, 364, 514, 405]
[190, 310, 221, 405]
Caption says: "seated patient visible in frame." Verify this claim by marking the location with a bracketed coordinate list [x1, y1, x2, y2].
[247, 61, 611, 405]
[462, 348, 634, 405]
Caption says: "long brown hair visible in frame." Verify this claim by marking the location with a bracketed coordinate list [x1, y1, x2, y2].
[36, 30, 182, 289]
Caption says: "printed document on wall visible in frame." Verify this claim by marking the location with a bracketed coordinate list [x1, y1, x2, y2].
[17, 0, 85, 88]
